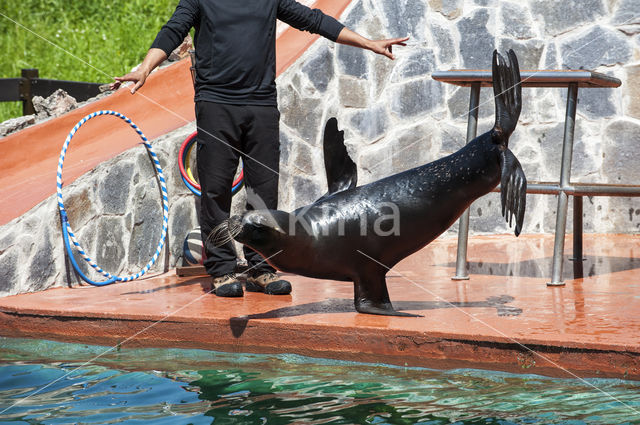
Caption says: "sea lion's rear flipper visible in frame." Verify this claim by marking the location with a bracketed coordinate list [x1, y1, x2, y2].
[500, 149, 527, 236]
[321, 118, 357, 198]
[353, 270, 422, 317]
[492, 49, 521, 141]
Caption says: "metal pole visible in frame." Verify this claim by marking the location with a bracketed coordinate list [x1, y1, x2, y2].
[571, 195, 583, 262]
[453, 82, 481, 281]
[548, 83, 578, 286]
[20, 68, 38, 116]
[571, 195, 584, 279]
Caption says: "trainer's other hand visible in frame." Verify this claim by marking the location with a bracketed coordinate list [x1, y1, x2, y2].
[110, 69, 149, 94]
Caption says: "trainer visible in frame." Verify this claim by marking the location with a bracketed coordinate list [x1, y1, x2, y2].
[111, 0, 408, 298]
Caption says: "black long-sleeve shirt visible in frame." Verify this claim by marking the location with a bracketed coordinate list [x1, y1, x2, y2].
[151, 0, 344, 106]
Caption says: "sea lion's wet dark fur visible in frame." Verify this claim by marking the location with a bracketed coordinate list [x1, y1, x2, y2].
[216, 50, 526, 316]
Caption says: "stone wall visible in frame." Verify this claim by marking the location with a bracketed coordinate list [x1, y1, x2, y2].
[0, 124, 202, 296]
[1, 0, 639, 296]
[276, 0, 640, 238]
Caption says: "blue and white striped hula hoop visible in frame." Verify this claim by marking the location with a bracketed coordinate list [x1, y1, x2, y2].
[56, 110, 169, 286]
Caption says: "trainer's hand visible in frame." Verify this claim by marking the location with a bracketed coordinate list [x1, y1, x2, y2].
[336, 29, 409, 61]
[368, 36, 409, 60]
[109, 48, 167, 94]
[110, 68, 149, 94]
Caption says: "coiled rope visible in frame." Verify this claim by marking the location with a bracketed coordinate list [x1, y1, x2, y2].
[57, 110, 169, 286]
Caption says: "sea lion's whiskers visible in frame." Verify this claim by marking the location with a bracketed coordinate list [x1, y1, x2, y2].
[207, 218, 244, 247]
[227, 221, 243, 239]
[208, 221, 232, 247]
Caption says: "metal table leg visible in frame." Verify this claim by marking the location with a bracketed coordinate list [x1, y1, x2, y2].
[571, 195, 584, 279]
[548, 83, 579, 286]
[572, 195, 583, 263]
[453, 82, 481, 281]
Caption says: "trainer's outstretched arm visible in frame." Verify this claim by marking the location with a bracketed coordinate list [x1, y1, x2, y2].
[336, 28, 409, 60]
[110, 48, 168, 94]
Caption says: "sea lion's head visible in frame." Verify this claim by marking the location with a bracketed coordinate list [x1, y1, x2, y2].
[209, 210, 291, 255]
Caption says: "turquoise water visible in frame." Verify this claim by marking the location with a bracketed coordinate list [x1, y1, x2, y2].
[0, 339, 639, 424]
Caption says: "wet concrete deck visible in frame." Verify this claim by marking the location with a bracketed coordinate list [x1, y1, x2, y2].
[1, 233, 639, 380]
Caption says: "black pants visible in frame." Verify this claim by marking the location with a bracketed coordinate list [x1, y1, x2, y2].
[196, 101, 280, 277]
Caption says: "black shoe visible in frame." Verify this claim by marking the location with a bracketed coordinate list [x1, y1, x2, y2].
[245, 271, 292, 295]
[211, 273, 244, 297]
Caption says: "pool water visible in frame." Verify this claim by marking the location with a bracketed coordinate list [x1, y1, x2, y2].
[0, 338, 639, 424]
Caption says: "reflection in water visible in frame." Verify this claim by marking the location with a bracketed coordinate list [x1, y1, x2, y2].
[443, 256, 640, 280]
[0, 338, 639, 424]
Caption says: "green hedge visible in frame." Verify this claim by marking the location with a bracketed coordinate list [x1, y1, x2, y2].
[0, 0, 179, 122]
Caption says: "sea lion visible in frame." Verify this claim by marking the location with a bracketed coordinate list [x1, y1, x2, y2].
[212, 50, 526, 316]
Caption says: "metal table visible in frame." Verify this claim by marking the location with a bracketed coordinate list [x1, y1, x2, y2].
[432, 70, 628, 285]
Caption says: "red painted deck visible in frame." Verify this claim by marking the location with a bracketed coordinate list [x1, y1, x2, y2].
[1, 233, 639, 380]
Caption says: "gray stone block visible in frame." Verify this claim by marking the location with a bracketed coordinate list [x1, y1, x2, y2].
[534, 89, 561, 123]
[349, 105, 389, 141]
[0, 229, 16, 253]
[336, 45, 368, 79]
[128, 186, 164, 269]
[27, 233, 55, 292]
[343, 0, 365, 28]
[371, 53, 395, 100]
[32, 89, 77, 119]
[625, 64, 640, 120]
[302, 45, 334, 93]
[95, 216, 126, 274]
[394, 48, 436, 79]
[530, 0, 605, 36]
[0, 115, 35, 137]
[501, 2, 535, 40]
[560, 26, 631, 70]
[168, 197, 198, 261]
[132, 147, 157, 187]
[612, 0, 640, 26]
[0, 248, 19, 294]
[602, 120, 640, 184]
[447, 85, 494, 123]
[427, 0, 462, 19]
[291, 175, 322, 208]
[576, 87, 617, 119]
[536, 121, 596, 181]
[498, 39, 544, 70]
[293, 141, 319, 175]
[457, 8, 494, 69]
[391, 124, 434, 171]
[280, 85, 322, 144]
[543, 42, 559, 68]
[358, 140, 394, 183]
[606, 197, 640, 233]
[339, 77, 369, 108]
[155, 130, 191, 199]
[430, 22, 456, 64]
[391, 79, 443, 119]
[467, 193, 506, 234]
[99, 161, 134, 214]
[439, 124, 466, 154]
[381, 0, 426, 38]
[64, 186, 97, 228]
[279, 130, 292, 167]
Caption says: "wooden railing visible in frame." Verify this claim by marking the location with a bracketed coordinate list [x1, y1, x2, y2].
[0, 68, 104, 115]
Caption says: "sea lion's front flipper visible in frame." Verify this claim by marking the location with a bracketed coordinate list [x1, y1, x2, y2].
[500, 149, 527, 236]
[353, 271, 422, 317]
[321, 118, 357, 198]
